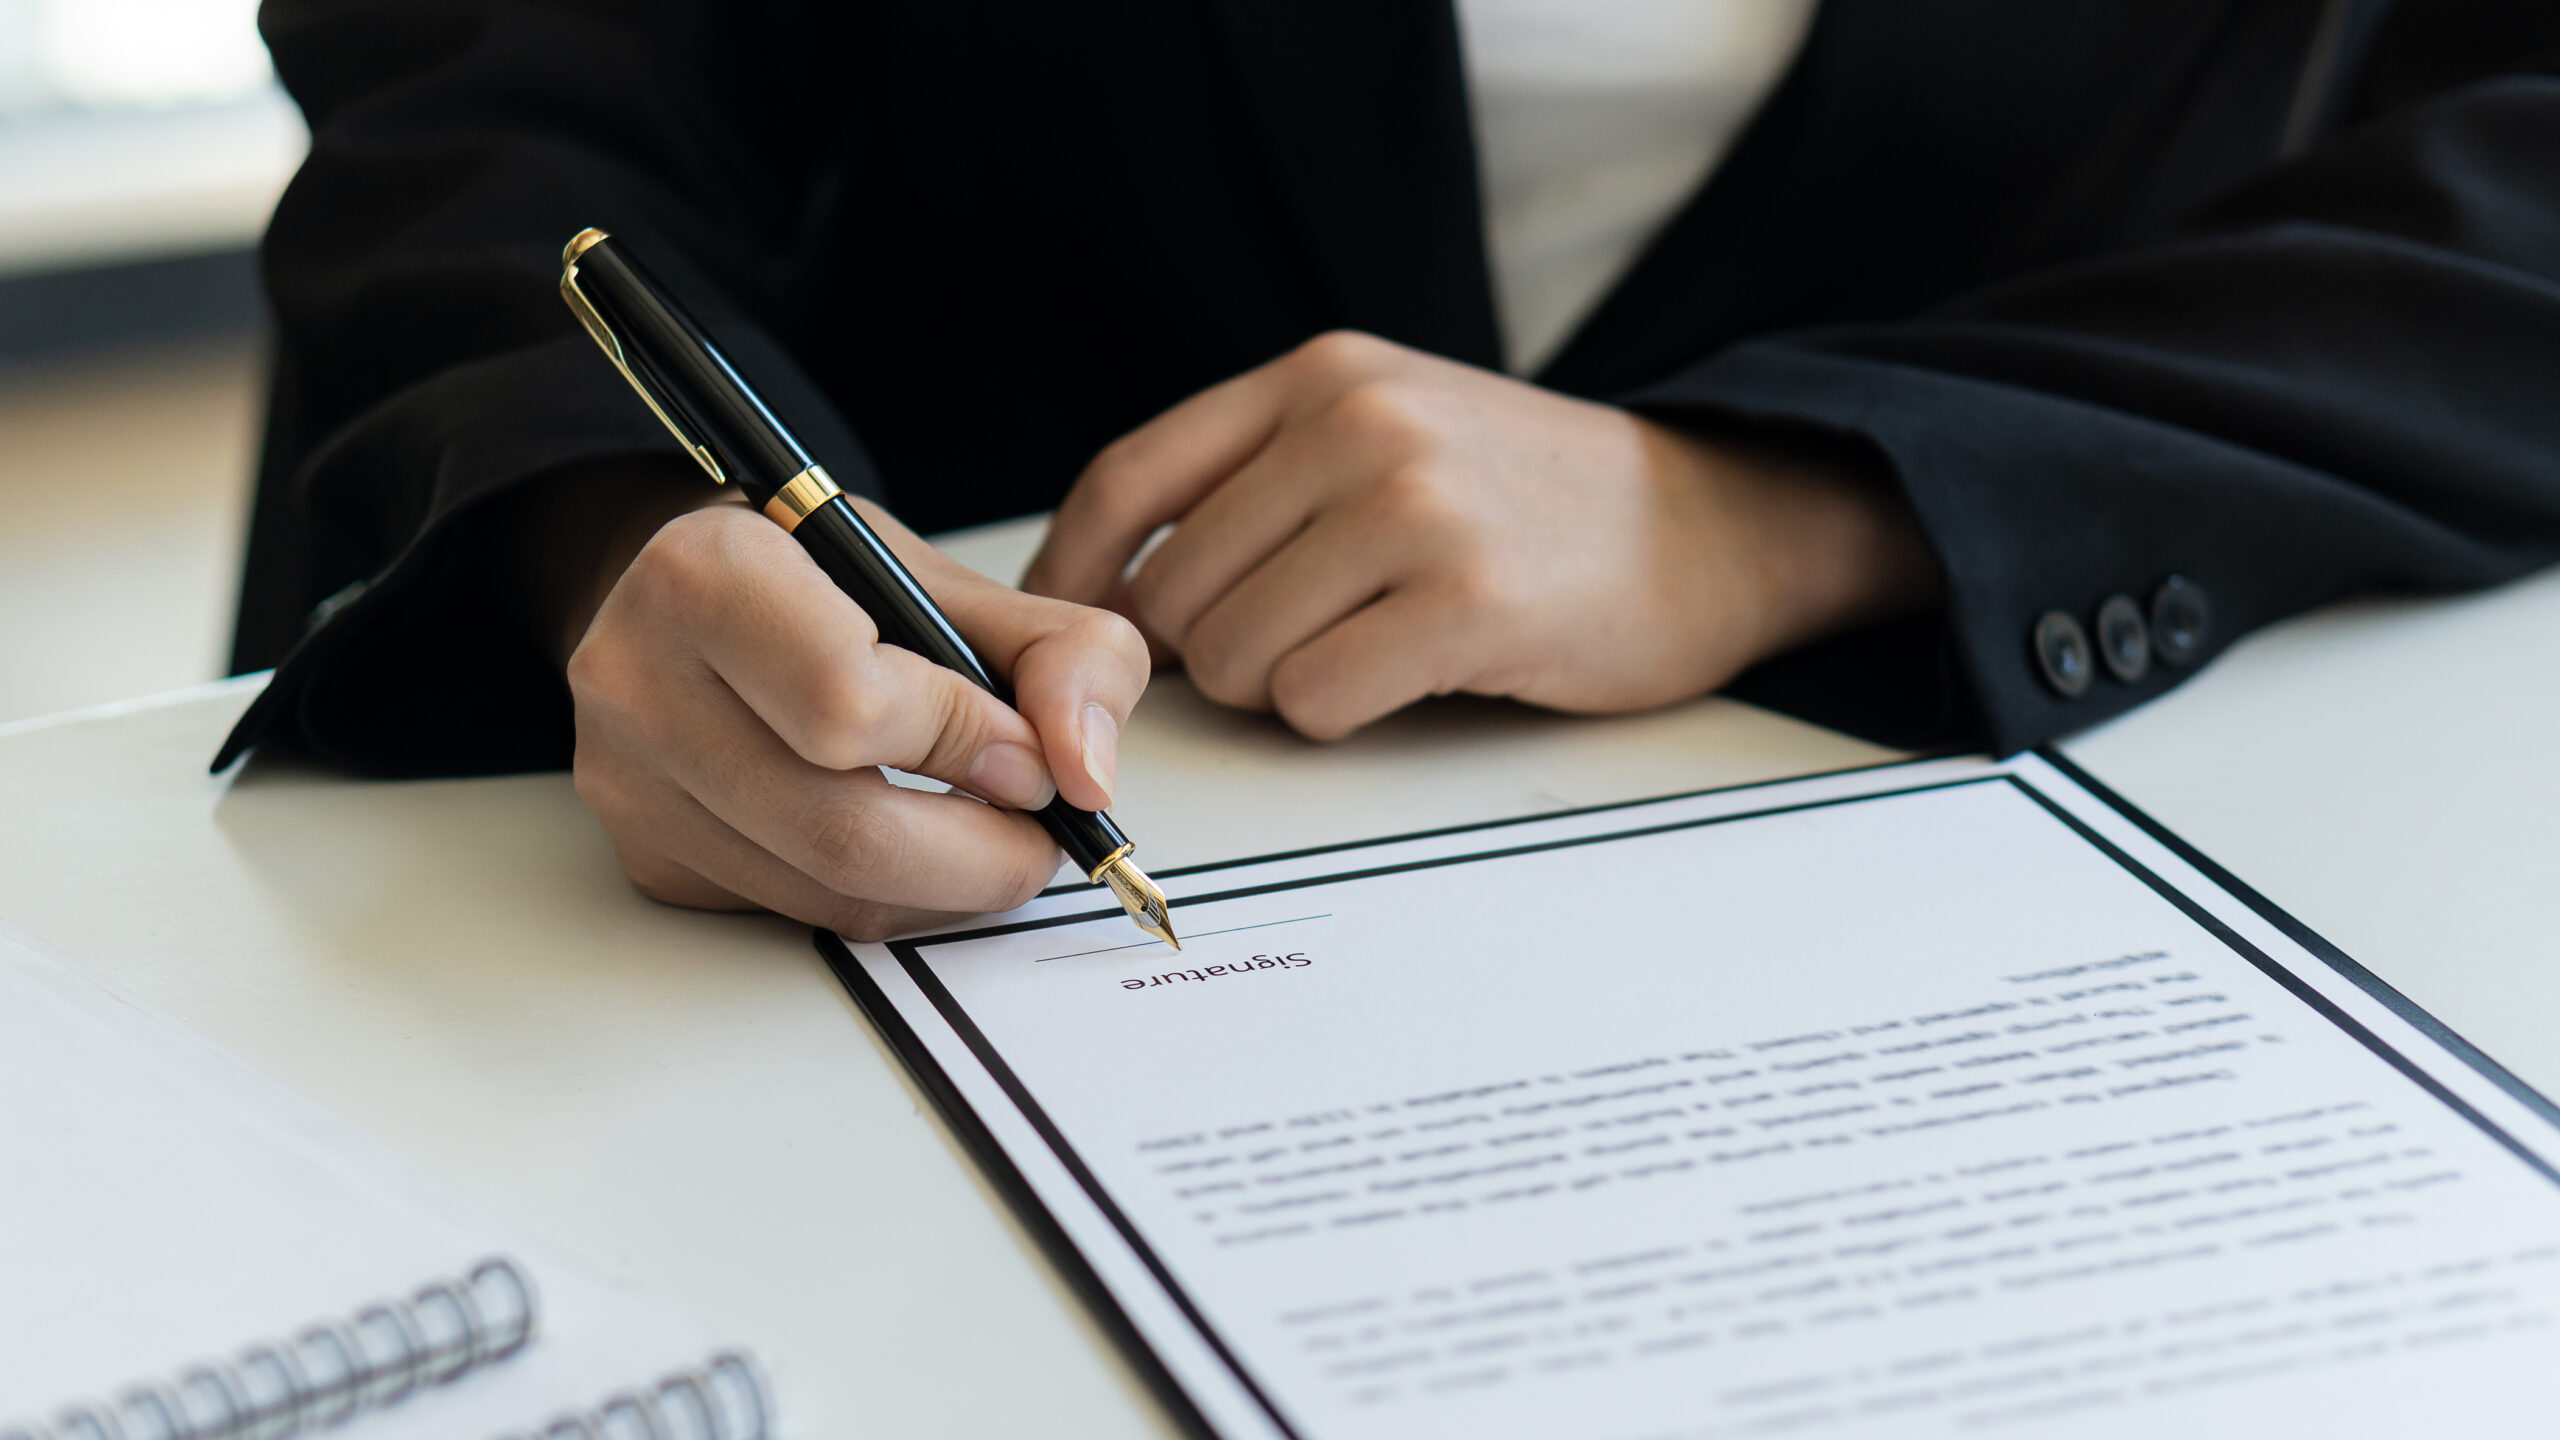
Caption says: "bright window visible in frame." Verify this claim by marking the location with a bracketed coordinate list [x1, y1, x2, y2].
[0, 0, 305, 274]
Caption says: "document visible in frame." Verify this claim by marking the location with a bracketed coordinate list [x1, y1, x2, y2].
[829, 754, 2560, 1440]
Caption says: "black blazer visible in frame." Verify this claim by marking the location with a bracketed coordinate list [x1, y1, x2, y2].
[219, 0, 2560, 776]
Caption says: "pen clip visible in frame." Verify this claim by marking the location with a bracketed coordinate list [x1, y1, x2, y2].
[559, 229, 728, 486]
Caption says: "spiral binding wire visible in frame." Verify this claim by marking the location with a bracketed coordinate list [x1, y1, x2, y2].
[10, 1256, 538, 1440]
[492, 1352, 770, 1440]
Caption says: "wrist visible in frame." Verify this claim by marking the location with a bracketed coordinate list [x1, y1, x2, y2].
[1643, 419, 1941, 665]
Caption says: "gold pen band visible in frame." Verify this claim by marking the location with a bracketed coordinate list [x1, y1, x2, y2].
[1087, 842, 1134, 885]
[763, 466, 844, 533]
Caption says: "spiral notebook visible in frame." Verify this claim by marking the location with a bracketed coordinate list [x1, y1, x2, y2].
[0, 924, 773, 1440]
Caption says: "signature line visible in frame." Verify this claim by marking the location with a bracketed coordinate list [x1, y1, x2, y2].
[1034, 913, 1335, 963]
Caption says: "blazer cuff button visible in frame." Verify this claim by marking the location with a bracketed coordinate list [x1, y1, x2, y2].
[2149, 576, 2211, 667]
[2095, 594, 2150, 682]
[2032, 611, 2093, 698]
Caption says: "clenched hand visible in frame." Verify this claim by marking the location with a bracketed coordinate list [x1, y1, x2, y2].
[1024, 331, 1937, 740]
[526, 465, 1148, 939]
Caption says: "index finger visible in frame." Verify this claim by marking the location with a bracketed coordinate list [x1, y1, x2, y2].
[1020, 361, 1292, 604]
[666, 510, 1050, 790]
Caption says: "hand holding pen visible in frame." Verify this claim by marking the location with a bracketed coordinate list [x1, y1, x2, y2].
[550, 229, 1176, 946]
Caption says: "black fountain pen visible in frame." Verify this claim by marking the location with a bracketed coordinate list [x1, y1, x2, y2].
[558, 228, 1179, 948]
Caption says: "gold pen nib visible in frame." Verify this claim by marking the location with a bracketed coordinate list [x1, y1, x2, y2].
[1096, 854, 1180, 950]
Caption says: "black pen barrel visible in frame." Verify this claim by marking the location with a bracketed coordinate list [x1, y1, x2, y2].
[1039, 797, 1132, 878]
[793, 494, 999, 690]
[793, 498, 1133, 877]
[568, 237, 809, 503]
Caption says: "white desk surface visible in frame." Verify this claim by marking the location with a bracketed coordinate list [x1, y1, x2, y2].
[5, 516, 2556, 1437]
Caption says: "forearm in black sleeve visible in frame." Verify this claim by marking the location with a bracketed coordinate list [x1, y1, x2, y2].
[1625, 48, 2560, 756]
[220, 0, 872, 777]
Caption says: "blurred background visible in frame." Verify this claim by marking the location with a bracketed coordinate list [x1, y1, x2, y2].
[0, 0, 302, 723]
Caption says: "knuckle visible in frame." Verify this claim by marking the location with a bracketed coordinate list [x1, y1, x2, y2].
[805, 800, 907, 893]
[1371, 462, 1466, 530]
[629, 517, 719, 606]
[810, 676, 891, 759]
[570, 752, 642, 832]
[569, 752, 614, 813]
[1438, 554, 1512, 616]
[1074, 606, 1149, 669]
[564, 630, 650, 714]
[784, 664, 897, 771]
[638, 507, 774, 619]
[1080, 436, 1146, 502]
[1184, 636, 1264, 710]
[1294, 328, 1385, 376]
[917, 678, 990, 777]
[1075, 441, 1168, 531]
[1266, 652, 1316, 712]
[563, 641, 609, 705]
[1112, 621, 1156, 677]
[1268, 674, 1352, 744]
[1125, 567, 1184, 642]
[1327, 378, 1421, 439]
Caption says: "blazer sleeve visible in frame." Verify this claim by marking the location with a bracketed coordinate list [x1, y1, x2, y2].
[1627, 31, 2560, 756]
[218, 0, 870, 777]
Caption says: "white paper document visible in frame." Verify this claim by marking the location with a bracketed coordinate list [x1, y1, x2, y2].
[831, 753, 2560, 1440]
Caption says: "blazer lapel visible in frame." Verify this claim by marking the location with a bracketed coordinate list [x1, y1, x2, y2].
[1202, 0, 1504, 369]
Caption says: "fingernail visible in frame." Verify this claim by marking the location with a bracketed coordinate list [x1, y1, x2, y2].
[1079, 703, 1120, 806]
[966, 743, 1055, 810]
